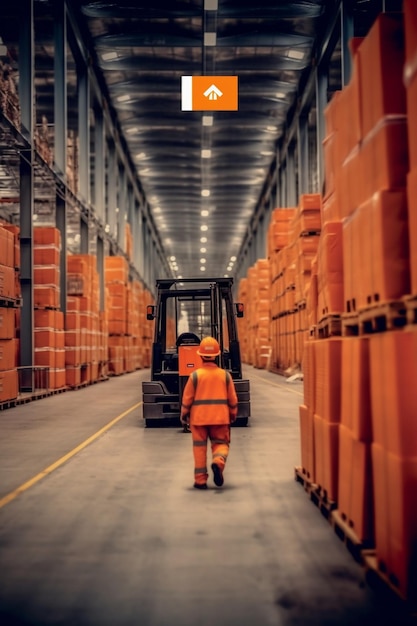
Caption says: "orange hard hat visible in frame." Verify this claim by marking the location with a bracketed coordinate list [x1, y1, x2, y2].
[197, 336, 220, 358]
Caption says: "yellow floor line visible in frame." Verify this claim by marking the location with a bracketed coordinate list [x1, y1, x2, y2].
[249, 371, 304, 397]
[0, 401, 143, 510]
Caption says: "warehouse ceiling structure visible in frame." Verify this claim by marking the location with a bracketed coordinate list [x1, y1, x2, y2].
[0, 0, 395, 289]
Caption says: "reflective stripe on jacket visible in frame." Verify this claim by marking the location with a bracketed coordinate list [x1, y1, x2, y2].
[180, 361, 238, 426]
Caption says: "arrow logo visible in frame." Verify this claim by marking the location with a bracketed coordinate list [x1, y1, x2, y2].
[203, 84, 223, 100]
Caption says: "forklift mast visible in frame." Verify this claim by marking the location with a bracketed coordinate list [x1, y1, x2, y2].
[142, 277, 251, 427]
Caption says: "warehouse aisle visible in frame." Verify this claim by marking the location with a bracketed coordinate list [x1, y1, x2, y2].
[0, 368, 414, 626]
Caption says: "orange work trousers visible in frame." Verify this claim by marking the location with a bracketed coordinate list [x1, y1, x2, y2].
[190, 423, 231, 486]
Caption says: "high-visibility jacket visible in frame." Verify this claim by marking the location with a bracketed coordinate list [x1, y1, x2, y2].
[181, 361, 238, 426]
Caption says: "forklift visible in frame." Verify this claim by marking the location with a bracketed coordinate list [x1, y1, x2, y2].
[142, 277, 251, 428]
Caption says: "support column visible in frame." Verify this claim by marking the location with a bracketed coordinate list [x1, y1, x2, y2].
[297, 113, 309, 194]
[341, 0, 354, 87]
[54, 0, 68, 313]
[286, 142, 297, 206]
[78, 59, 90, 206]
[315, 64, 328, 194]
[19, 0, 35, 391]
[107, 141, 118, 240]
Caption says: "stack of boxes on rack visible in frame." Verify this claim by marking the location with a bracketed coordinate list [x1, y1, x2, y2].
[0, 224, 20, 403]
[238, 193, 320, 372]
[299, 9, 417, 602]
[34, 227, 65, 391]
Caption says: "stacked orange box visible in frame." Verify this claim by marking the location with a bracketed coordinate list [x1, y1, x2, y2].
[33, 227, 61, 309]
[313, 337, 342, 502]
[0, 224, 20, 402]
[369, 328, 417, 599]
[65, 296, 81, 387]
[267, 207, 296, 260]
[68, 254, 101, 384]
[34, 309, 66, 390]
[316, 222, 344, 320]
[337, 336, 373, 545]
[404, 0, 417, 295]
[237, 277, 249, 363]
[299, 339, 316, 481]
[253, 259, 271, 369]
[125, 223, 133, 262]
[105, 255, 129, 375]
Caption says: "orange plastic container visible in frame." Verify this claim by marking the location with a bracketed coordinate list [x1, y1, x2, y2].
[0, 307, 15, 339]
[299, 403, 315, 481]
[360, 117, 409, 199]
[33, 285, 60, 309]
[66, 366, 81, 387]
[33, 226, 61, 247]
[341, 336, 372, 442]
[33, 246, 60, 266]
[386, 451, 417, 599]
[0, 227, 14, 268]
[0, 368, 18, 401]
[178, 345, 201, 376]
[358, 13, 406, 138]
[314, 337, 342, 423]
[34, 309, 56, 329]
[406, 73, 417, 173]
[0, 264, 16, 300]
[105, 255, 129, 284]
[302, 339, 316, 413]
[34, 348, 55, 367]
[371, 442, 390, 573]
[407, 167, 417, 294]
[370, 329, 417, 456]
[0, 339, 16, 371]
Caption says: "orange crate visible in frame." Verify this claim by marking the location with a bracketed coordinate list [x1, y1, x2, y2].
[299, 404, 315, 482]
[370, 329, 417, 456]
[338, 425, 374, 544]
[33, 246, 60, 266]
[0, 339, 17, 371]
[33, 285, 60, 309]
[360, 116, 409, 200]
[0, 368, 18, 401]
[66, 366, 81, 387]
[34, 309, 56, 329]
[34, 348, 55, 367]
[321, 418, 339, 503]
[341, 336, 371, 442]
[33, 226, 61, 247]
[360, 189, 409, 306]
[358, 13, 406, 138]
[407, 167, 417, 294]
[0, 227, 14, 267]
[0, 307, 16, 339]
[0, 264, 16, 300]
[314, 337, 342, 423]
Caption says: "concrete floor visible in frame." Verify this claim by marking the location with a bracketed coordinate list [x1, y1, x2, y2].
[0, 366, 415, 626]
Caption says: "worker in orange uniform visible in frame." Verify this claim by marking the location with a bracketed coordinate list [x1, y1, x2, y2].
[180, 336, 238, 489]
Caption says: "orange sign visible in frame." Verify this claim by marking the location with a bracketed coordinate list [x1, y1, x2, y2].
[181, 76, 238, 111]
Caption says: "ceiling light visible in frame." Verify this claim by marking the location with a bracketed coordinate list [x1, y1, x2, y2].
[127, 126, 139, 134]
[227, 266, 232, 271]
[154, 206, 161, 213]
[200, 247, 207, 253]
[135, 152, 147, 160]
[202, 115, 213, 126]
[201, 189, 210, 197]
[200, 225, 208, 232]
[200, 258, 206, 264]
[266, 125, 275, 132]
[288, 49, 305, 60]
[230, 256, 236, 262]
[170, 256, 176, 261]
[200, 266, 206, 272]
[101, 51, 118, 61]
[117, 94, 130, 102]
[201, 149, 212, 159]
[200, 237, 207, 243]
[204, 0, 218, 9]
[178, 275, 183, 279]
[201, 210, 209, 217]
[204, 32, 217, 46]
[261, 150, 274, 156]
[224, 274, 229, 278]
[275, 92, 286, 99]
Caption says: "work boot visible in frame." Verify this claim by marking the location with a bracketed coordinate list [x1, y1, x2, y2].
[211, 463, 224, 487]
[193, 483, 208, 490]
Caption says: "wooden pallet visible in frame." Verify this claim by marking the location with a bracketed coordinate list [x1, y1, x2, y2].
[317, 314, 342, 339]
[403, 295, 417, 326]
[294, 467, 336, 519]
[330, 510, 373, 563]
[341, 313, 359, 337]
[358, 300, 407, 333]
